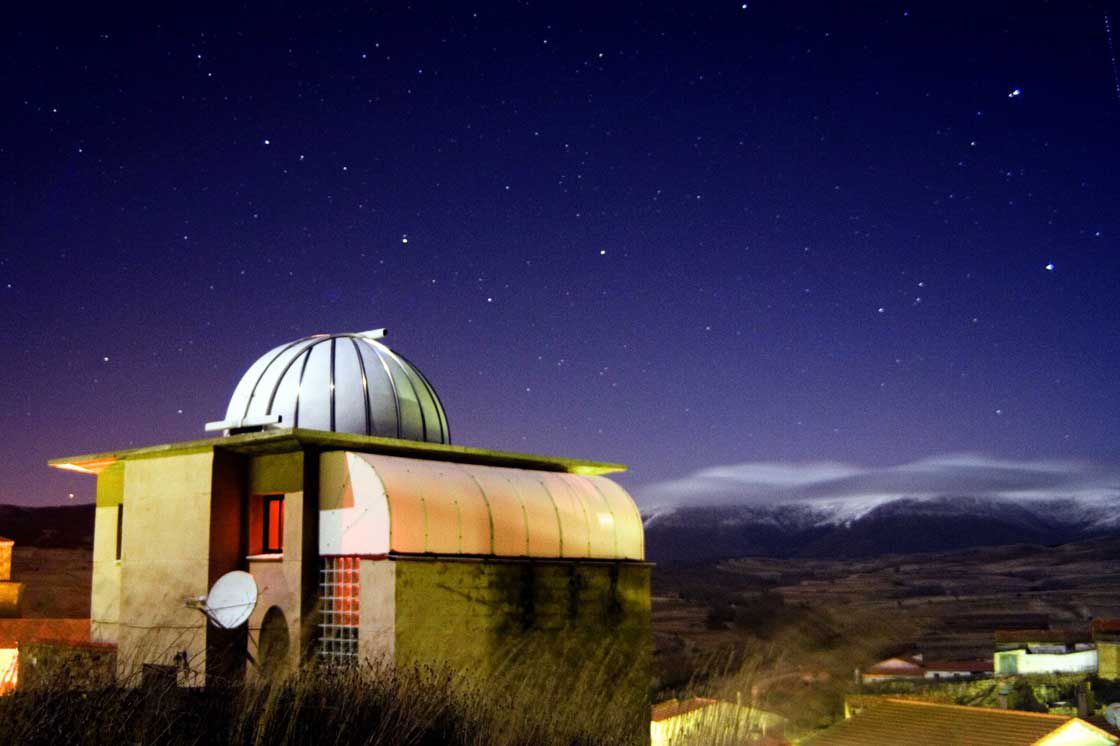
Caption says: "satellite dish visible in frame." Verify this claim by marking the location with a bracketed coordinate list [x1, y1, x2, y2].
[1106, 703, 1120, 728]
[199, 571, 259, 629]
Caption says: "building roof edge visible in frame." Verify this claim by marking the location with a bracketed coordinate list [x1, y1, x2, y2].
[47, 427, 627, 477]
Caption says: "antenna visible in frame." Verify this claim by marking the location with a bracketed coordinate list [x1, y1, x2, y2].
[186, 571, 259, 629]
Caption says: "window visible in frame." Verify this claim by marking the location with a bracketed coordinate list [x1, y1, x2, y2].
[115, 504, 123, 561]
[261, 495, 284, 554]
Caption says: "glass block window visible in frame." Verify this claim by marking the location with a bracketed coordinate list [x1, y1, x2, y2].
[318, 556, 360, 665]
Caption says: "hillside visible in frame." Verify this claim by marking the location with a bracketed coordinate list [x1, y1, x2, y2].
[0, 503, 94, 548]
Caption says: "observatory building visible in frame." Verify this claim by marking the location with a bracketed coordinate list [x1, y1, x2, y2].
[50, 330, 650, 702]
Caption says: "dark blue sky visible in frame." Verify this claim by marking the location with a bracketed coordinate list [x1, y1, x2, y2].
[3, 2, 1119, 506]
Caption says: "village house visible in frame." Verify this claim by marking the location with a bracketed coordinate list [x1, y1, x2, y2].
[0, 536, 21, 618]
[859, 655, 926, 683]
[49, 330, 652, 735]
[1093, 620, 1120, 680]
[0, 536, 94, 695]
[995, 629, 1099, 676]
[859, 653, 990, 685]
[650, 697, 787, 746]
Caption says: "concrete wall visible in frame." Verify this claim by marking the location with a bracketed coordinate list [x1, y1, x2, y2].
[116, 452, 215, 684]
[90, 462, 124, 645]
[1098, 641, 1119, 680]
[393, 558, 649, 668]
[391, 558, 651, 740]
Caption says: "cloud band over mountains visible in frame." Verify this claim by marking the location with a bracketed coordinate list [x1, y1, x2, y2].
[635, 454, 1120, 517]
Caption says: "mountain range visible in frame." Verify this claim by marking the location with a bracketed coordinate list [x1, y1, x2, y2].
[642, 495, 1120, 563]
[2, 496, 1118, 563]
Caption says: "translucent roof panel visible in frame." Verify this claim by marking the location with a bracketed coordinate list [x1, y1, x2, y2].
[318, 451, 644, 561]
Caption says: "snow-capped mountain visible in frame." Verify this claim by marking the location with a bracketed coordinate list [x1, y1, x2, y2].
[642, 495, 1120, 563]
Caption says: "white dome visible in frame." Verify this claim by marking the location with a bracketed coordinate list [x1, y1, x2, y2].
[210, 330, 449, 444]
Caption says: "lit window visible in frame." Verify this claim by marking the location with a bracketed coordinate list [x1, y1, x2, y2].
[262, 495, 284, 554]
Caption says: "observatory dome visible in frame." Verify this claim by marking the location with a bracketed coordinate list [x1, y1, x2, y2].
[211, 329, 449, 444]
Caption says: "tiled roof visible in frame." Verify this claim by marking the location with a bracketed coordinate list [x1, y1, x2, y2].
[1092, 619, 1120, 635]
[995, 628, 1092, 644]
[864, 656, 925, 676]
[922, 660, 992, 672]
[805, 699, 1114, 746]
[651, 697, 717, 722]
[0, 619, 89, 648]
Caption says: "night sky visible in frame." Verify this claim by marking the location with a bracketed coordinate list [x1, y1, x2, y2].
[4, 2, 1119, 508]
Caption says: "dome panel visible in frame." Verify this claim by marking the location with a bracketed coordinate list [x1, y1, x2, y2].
[268, 346, 309, 425]
[297, 341, 334, 431]
[332, 339, 367, 435]
[211, 331, 449, 444]
[382, 352, 425, 441]
[357, 343, 401, 438]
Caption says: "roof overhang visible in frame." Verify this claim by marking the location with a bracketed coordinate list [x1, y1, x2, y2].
[48, 427, 627, 477]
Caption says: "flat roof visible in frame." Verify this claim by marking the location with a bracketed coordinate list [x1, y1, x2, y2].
[48, 427, 626, 477]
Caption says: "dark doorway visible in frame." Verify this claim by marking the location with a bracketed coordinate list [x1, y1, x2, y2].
[259, 606, 290, 678]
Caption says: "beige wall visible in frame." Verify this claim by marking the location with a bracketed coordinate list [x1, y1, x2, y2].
[116, 452, 215, 684]
[90, 462, 124, 644]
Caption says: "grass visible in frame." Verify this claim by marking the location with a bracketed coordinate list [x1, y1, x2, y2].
[0, 639, 650, 746]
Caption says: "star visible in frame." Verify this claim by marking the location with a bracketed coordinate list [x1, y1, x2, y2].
[1045, 262, 1054, 271]
[1008, 88, 1021, 98]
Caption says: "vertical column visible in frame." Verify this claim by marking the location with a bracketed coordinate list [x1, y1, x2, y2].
[299, 448, 321, 662]
[205, 449, 248, 687]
